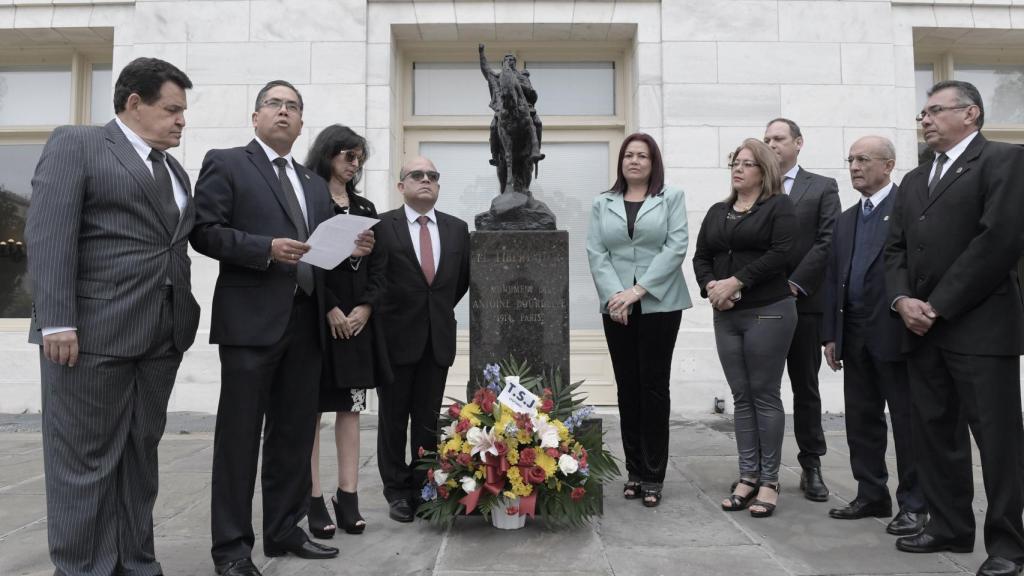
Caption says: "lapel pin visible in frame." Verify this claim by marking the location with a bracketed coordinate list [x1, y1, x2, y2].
[304, 173, 310, 180]
[956, 167, 963, 174]
[883, 215, 889, 221]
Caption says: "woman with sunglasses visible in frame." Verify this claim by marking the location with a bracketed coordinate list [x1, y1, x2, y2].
[692, 139, 797, 518]
[303, 125, 390, 538]
[586, 133, 691, 508]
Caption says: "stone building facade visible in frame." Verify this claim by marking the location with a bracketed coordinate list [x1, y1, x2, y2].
[1, 0, 1022, 414]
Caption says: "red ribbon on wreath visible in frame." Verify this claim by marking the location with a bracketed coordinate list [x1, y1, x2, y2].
[459, 453, 537, 517]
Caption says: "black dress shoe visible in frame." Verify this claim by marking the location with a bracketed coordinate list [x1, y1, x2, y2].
[215, 558, 261, 576]
[264, 538, 339, 560]
[886, 509, 927, 536]
[895, 531, 973, 554]
[799, 467, 830, 502]
[828, 498, 892, 520]
[977, 556, 1023, 576]
[389, 498, 415, 523]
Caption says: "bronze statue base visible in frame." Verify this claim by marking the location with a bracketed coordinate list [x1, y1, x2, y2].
[474, 191, 556, 231]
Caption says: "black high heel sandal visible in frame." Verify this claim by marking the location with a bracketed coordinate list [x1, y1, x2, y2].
[333, 488, 366, 534]
[642, 485, 662, 508]
[749, 482, 780, 518]
[308, 495, 336, 539]
[722, 478, 760, 511]
[623, 481, 642, 500]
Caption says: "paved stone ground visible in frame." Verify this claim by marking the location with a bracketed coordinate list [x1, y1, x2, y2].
[0, 411, 993, 576]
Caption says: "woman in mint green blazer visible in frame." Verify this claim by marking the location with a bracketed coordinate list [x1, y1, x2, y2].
[586, 133, 691, 508]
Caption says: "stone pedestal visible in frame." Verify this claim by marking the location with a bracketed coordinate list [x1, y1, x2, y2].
[469, 230, 569, 391]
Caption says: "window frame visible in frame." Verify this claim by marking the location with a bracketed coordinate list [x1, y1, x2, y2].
[0, 45, 113, 328]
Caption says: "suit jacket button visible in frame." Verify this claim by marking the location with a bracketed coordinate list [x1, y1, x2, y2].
[919, 215, 926, 221]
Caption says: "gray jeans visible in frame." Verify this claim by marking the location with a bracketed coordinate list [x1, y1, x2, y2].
[713, 297, 797, 484]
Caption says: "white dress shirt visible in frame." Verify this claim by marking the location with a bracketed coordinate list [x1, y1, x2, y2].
[861, 181, 894, 212]
[783, 164, 800, 195]
[929, 130, 979, 183]
[405, 204, 441, 273]
[255, 137, 309, 227]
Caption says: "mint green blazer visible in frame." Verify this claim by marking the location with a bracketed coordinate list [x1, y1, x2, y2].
[586, 186, 692, 314]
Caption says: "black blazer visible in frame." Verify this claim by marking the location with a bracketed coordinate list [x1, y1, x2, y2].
[822, 186, 904, 362]
[376, 207, 470, 367]
[884, 133, 1024, 356]
[190, 139, 333, 347]
[693, 194, 796, 310]
[787, 168, 841, 314]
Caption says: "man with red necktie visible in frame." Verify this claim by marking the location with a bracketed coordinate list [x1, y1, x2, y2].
[374, 156, 470, 522]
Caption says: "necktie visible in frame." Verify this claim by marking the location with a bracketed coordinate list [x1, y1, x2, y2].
[417, 215, 435, 285]
[863, 198, 874, 215]
[272, 157, 314, 295]
[148, 149, 181, 231]
[927, 153, 948, 197]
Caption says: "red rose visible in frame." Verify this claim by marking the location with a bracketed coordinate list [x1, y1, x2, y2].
[571, 487, 586, 502]
[438, 485, 449, 499]
[418, 446, 426, 458]
[543, 387, 553, 398]
[455, 419, 471, 434]
[456, 453, 472, 466]
[519, 447, 537, 467]
[481, 396, 495, 413]
[441, 460, 453, 471]
[546, 448, 560, 459]
[526, 465, 547, 485]
[448, 403, 461, 418]
[540, 398, 554, 413]
[427, 468, 434, 482]
[579, 449, 588, 467]
[494, 441, 508, 457]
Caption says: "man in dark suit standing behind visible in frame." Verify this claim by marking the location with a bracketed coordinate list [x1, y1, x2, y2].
[885, 80, 1024, 576]
[822, 136, 926, 536]
[375, 156, 470, 522]
[26, 57, 200, 576]
[191, 80, 371, 576]
[764, 118, 840, 502]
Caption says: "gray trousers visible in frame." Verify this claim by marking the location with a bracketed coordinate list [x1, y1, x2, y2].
[40, 295, 181, 576]
[714, 297, 797, 484]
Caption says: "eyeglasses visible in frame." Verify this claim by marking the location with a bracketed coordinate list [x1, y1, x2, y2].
[338, 150, 365, 165]
[260, 98, 302, 114]
[845, 155, 892, 166]
[728, 161, 759, 170]
[916, 104, 971, 122]
[403, 170, 440, 183]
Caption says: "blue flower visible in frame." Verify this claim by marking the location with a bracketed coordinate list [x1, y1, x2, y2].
[564, 405, 595, 432]
[578, 465, 590, 477]
[421, 483, 438, 502]
[483, 363, 502, 392]
[504, 422, 518, 436]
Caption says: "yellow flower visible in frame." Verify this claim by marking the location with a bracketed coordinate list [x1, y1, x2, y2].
[516, 429, 532, 444]
[506, 447, 519, 465]
[446, 478, 457, 488]
[534, 450, 558, 477]
[503, 490, 516, 500]
[554, 420, 570, 442]
[442, 435, 463, 456]
[460, 403, 482, 426]
[507, 466, 533, 497]
[474, 469, 485, 479]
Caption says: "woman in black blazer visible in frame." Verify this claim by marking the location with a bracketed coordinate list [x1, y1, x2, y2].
[692, 138, 797, 518]
[304, 125, 389, 538]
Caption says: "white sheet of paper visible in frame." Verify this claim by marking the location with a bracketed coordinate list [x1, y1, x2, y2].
[300, 214, 379, 270]
[497, 378, 539, 415]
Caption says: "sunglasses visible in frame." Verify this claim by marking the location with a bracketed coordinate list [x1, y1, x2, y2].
[403, 170, 441, 183]
[338, 150, 365, 165]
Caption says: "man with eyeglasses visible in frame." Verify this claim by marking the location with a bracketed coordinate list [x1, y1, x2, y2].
[373, 156, 470, 522]
[822, 136, 926, 536]
[884, 80, 1024, 576]
[763, 117, 841, 503]
[191, 80, 373, 576]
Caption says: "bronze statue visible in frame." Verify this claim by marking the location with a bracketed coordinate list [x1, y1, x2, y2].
[475, 44, 557, 231]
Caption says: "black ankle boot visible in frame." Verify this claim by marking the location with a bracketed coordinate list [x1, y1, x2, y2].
[333, 488, 366, 534]
[308, 494, 336, 539]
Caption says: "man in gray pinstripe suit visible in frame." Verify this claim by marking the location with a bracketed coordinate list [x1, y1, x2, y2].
[25, 57, 200, 576]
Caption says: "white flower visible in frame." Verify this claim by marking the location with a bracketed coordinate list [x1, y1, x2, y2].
[558, 454, 579, 475]
[466, 426, 499, 458]
[439, 423, 455, 442]
[434, 470, 449, 485]
[460, 476, 477, 494]
[532, 416, 560, 449]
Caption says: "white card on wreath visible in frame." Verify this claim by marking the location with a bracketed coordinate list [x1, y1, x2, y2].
[497, 377, 539, 415]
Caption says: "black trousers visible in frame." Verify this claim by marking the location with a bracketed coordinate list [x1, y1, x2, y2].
[908, 342, 1024, 561]
[377, 339, 448, 503]
[602, 303, 682, 487]
[210, 294, 322, 565]
[42, 292, 180, 576]
[842, 326, 924, 512]
[786, 311, 827, 468]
